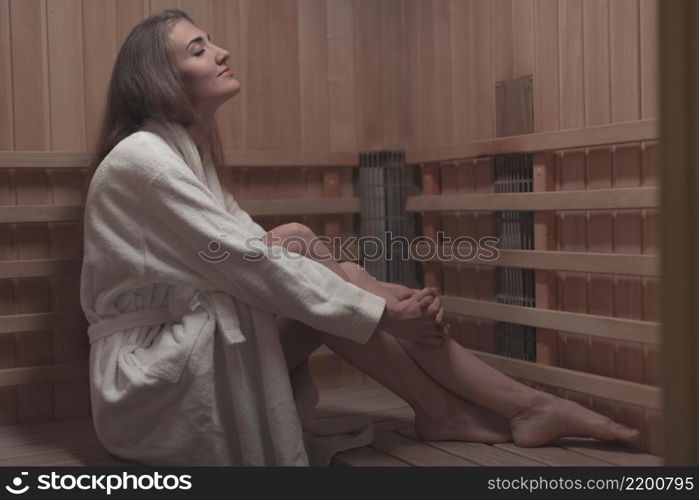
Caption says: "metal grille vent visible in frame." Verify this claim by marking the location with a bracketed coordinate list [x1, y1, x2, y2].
[493, 154, 537, 361]
[357, 151, 421, 289]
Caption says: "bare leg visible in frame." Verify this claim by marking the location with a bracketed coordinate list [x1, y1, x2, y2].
[268, 225, 640, 446]
[278, 316, 512, 443]
[341, 262, 642, 447]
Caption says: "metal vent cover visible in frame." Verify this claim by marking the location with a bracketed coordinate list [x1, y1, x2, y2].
[494, 154, 536, 361]
[357, 151, 421, 289]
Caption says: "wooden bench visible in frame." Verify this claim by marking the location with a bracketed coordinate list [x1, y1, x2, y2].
[0, 383, 660, 467]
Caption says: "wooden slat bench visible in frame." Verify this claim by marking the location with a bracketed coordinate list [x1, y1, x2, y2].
[0, 383, 660, 467]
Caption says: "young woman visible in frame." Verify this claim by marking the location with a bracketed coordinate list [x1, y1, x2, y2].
[81, 9, 640, 466]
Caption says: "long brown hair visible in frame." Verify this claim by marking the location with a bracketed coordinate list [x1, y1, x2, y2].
[91, 9, 226, 183]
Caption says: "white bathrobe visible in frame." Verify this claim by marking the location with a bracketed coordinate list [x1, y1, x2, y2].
[80, 119, 386, 466]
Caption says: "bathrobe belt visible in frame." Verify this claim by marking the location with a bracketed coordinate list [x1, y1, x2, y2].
[86, 292, 247, 346]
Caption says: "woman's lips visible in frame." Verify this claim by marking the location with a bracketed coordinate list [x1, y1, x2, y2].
[219, 68, 233, 77]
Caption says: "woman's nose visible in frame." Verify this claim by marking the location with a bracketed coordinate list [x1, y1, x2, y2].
[216, 48, 229, 65]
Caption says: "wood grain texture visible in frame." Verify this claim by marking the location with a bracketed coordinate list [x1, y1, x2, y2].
[610, 0, 641, 123]
[0, 0, 14, 149]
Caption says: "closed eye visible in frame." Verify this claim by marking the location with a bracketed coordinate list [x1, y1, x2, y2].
[194, 48, 205, 56]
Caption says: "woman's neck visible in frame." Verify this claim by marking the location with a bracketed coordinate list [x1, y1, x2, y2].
[186, 104, 216, 149]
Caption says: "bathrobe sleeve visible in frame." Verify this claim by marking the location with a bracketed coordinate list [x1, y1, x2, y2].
[141, 155, 385, 344]
[223, 190, 267, 239]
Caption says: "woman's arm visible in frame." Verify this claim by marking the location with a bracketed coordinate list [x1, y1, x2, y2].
[140, 160, 442, 345]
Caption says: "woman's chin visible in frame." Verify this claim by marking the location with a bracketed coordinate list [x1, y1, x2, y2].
[226, 82, 242, 99]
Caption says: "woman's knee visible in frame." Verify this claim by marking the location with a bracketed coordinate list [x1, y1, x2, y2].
[264, 222, 316, 253]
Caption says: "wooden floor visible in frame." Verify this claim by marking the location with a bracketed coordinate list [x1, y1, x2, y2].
[0, 383, 660, 466]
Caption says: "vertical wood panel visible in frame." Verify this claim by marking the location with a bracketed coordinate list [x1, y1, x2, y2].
[558, 0, 584, 129]
[115, 0, 147, 46]
[533, 152, 558, 365]
[82, 0, 118, 151]
[534, 0, 560, 132]
[474, 158, 494, 353]
[610, 0, 641, 122]
[641, 141, 661, 454]
[421, 163, 441, 292]
[46, 0, 88, 420]
[582, 0, 611, 126]
[512, 0, 535, 77]
[47, 0, 86, 150]
[423, 0, 452, 147]
[353, 0, 382, 150]
[9, 0, 53, 424]
[10, 0, 50, 150]
[491, 0, 514, 83]
[181, 0, 211, 28]
[299, 0, 330, 150]
[268, 0, 301, 150]
[149, 0, 180, 15]
[403, 0, 421, 148]
[471, 0, 494, 139]
[456, 162, 477, 350]
[212, 0, 245, 150]
[556, 150, 588, 372]
[640, 0, 658, 119]
[380, 0, 406, 149]
[450, 0, 475, 143]
[327, 0, 358, 151]
[0, 169, 16, 423]
[613, 145, 644, 383]
[586, 148, 615, 381]
[239, 0, 267, 151]
[0, 0, 14, 149]
[440, 162, 460, 318]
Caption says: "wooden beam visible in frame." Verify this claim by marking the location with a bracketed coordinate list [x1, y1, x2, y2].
[406, 187, 658, 212]
[0, 198, 359, 223]
[222, 150, 358, 167]
[414, 246, 660, 276]
[659, 0, 699, 465]
[0, 363, 88, 388]
[0, 150, 358, 168]
[470, 350, 661, 410]
[0, 258, 81, 279]
[442, 296, 660, 344]
[406, 119, 658, 164]
[239, 197, 360, 216]
[0, 312, 83, 335]
[0, 205, 83, 223]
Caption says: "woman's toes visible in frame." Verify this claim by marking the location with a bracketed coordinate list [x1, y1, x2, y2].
[606, 421, 642, 442]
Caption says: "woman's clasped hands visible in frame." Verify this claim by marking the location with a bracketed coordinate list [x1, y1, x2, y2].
[376, 287, 451, 346]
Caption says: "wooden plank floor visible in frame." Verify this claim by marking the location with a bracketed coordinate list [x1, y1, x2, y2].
[0, 383, 661, 466]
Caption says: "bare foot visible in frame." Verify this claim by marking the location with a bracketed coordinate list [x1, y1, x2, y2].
[415, 397, 512, 443]
[510, 392, 642, 447]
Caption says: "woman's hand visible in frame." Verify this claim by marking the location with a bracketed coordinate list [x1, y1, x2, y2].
[376, 287, 448, 346]
[388, 285, 450, 337]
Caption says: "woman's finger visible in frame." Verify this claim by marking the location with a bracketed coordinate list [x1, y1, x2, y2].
[418, 294, 435, 310]
[435, 306, 445, 325]
[412, 287, 437, 303]
[426, 296, 441, 316]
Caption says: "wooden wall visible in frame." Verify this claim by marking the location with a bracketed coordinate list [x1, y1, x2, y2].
[395, 0, 659, 148]
[1, 0, 403, 424]
[405, 0, 661, 453]
[0, 0, 408, 153]
[0, 0, 663, 447]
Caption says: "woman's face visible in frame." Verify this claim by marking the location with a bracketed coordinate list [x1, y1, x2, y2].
[169, 20, 241, 114]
